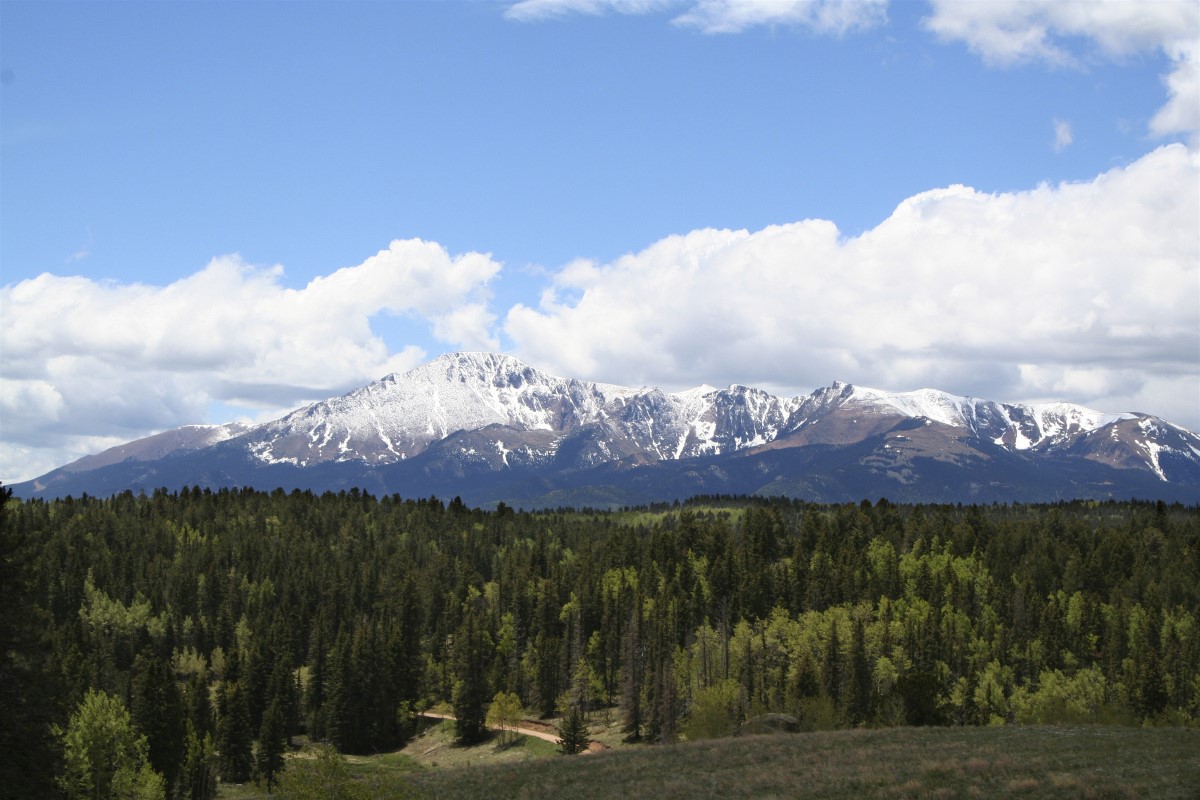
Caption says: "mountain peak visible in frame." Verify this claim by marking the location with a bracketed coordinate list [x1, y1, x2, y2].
[674, 384, 719, 401]
[409, 351, 542, 382]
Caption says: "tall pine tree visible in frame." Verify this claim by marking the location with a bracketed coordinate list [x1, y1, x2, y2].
[451, 588, 491, 744]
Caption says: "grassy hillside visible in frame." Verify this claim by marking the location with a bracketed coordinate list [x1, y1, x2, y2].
[402, 726, 1198, 800]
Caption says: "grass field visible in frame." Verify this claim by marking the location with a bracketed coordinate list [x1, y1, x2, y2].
[219, 724, 1199, 799]
[404, 725, 1199, 800]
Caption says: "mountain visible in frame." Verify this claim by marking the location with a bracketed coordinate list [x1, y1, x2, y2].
[11, 352, 1199, 506]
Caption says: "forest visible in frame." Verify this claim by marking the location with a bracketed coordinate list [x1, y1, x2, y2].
[2, 486, 1197, 799]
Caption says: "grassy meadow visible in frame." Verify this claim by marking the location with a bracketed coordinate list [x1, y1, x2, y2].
[221, 724, 1199, 800]
[403, 725, 1199, 800]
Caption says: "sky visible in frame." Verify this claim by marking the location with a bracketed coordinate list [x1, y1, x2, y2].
[1, 0, 1198, 484]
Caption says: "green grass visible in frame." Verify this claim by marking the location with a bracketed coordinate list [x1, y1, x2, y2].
[404, 726, 1200, 800]
[392, 716, 560, 771]
[219, 725, 1199, 800]
[214, 781, 264, 800]
[216, 719, 562, 799]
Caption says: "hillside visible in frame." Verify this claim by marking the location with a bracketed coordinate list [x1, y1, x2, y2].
[260, 725, 1200, 800]
[405, 725, 1200, 799]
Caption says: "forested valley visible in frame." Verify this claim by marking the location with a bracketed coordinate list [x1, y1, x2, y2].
[2, 486, 1197, 799]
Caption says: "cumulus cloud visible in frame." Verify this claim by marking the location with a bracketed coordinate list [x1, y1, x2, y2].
[507, 144, 1200, 429]
[505, 0, 888, 34]
[0, 239, 502, 482]
[924, 0, 1200, 141]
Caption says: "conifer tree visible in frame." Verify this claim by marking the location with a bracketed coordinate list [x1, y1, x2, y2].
[452, 589, 491, 744]
[131, 650, 186, 794]
[821, 621, 842, 708]
[557, 704, 590, 755]
[256, 698, 286, 790]
[216, 679, 253, 783]
[620, 603, 644, 741]
[178, 722, 217, 800]
[846, 618, 872, 724]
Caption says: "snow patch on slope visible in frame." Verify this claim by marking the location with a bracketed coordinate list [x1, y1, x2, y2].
[847, 385, 980, 427]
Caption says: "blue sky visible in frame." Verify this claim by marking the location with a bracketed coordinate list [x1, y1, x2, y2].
[2, 0, 1197, 483]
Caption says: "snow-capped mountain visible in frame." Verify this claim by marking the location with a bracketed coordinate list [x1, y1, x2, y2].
[231, 352, 802, 470]
[13, 353, 1199, 506]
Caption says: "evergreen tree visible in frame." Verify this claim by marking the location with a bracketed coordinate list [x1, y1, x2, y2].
[177, 722, 217, 800]
[557, 705, 590, 755]
[821, 621, 842, 708]
[846, 618, 872, 724]
[216, 680, 253, 783]
[255, 698, 286, 790]
[451, 589, 491, 744]
[620, 603, 644, 742]
[320, 632, 351, 749]
[304, 628, 328, 740]
[131, 650, 186, 795]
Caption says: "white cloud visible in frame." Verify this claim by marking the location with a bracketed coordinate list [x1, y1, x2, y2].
[1053, 118, 1073, 152]
[672, 0, 887, 35]
[1151, 37, 1200, 139]
[505, 0, 888, 34]
[924, 0, 1200, 141]
[504, 0, 675, 22]
[507, 144, 1200, 430]
[0, 239, 502, 483]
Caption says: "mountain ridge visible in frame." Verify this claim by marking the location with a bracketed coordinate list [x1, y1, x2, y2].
[12, 352, 1199, 506]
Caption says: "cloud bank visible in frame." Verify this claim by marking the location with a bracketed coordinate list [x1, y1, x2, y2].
[1, 240, 501, 481]
[507, 144, 1199, 427]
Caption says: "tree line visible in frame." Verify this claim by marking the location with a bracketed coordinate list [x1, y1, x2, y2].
[2, 486, 1197, 798]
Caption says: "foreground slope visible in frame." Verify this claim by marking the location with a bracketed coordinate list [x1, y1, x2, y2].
[399, 726, 1199, 800]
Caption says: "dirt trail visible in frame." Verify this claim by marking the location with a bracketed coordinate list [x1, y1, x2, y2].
[418, 711, 609, 754]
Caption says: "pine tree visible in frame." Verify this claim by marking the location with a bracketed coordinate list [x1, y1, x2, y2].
[821, 621, 842, 708]
[846, 618, 872, 724]
[255, 698, 286, 790]
[216, 680, 253, 783]
[178, 722, 217, 800]
[321, 632, 351, 750]
[557, 705, 590, 755]
[131, 650, 186, 794]
[451, 589, 491, 744]
[186, 672, 214, 739]
[304, 628, 327, 740]
[620, 603, 644, 742]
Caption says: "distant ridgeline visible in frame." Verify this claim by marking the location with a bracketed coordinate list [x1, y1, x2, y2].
[3, 488, 1198, 795]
